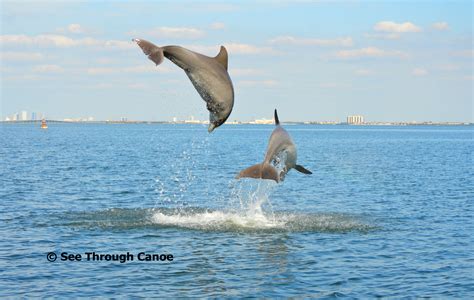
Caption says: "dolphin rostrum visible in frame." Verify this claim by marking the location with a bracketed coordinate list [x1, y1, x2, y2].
[133, 39, 234, 132]
[237, 109, 312, 183]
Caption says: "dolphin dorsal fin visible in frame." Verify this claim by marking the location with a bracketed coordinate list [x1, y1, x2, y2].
[214, 46, 228, 70]
[274, 109, 280, 125]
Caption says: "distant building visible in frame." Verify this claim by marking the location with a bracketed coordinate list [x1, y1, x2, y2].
[12, 113, 19, 121]
[347, 115, 364, 125]
[184, 116, 201, 124]
[249, 118, 273, 124]
[20, 111, 28, 121]
[31, 112, 37, 121]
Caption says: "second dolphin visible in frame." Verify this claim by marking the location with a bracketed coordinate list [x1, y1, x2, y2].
[237, 109, 312, 183]
[133, 39, 234, 133]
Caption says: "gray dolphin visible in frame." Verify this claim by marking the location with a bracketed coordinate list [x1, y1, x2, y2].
[237, 109, 312, 183]
[133, 39, 234, 132]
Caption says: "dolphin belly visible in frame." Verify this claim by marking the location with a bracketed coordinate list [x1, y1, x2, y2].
[186, 70, 234, 123]
[186, 70, 218, 104]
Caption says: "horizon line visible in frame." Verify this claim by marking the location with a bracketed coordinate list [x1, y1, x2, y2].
[1, 120, 472, 126]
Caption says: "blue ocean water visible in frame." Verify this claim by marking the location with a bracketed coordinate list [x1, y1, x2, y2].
[0, 123, 473, 298]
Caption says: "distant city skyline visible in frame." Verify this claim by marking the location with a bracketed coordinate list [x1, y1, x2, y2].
[2, 109, 472, 124]
[1, 1, 472, 122]
[3, 109, 471, 126]
[4, 110, 46, 121]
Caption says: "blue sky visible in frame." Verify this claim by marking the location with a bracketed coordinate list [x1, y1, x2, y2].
[1, 0, 472, 122]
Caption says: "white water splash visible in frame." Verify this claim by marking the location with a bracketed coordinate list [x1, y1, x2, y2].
[152, 209, 284, 230]
[63, 207, 373, 232]
[151, 178, 282, 230]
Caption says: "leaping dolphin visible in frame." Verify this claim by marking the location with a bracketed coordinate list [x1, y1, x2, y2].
[237, 109, 312, 183]
[133, 39, 234, 133]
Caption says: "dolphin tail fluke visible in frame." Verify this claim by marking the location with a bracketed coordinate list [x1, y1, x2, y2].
[274, 109, 280, 125]
[295, 164, 312, 175]
[133, 39, 164, 66]
[236, 163, 279, 182]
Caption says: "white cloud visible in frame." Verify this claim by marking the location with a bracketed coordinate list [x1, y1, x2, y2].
[38, 35, 79, 47]
[86, 65, 172, 75]
[364, 33, 401, 40]
[103, 40, 135, 50]
[32, 64, 64, 73]
[184, 43, 277, 55]
[432, 22, 449, 31]
[0, 51, 44, 61]
[225, 43, 277, 54]
[1, 34, 276, 55]
[0, 34, 70, 46]
[335, 47, 408, 59]
[1, 34, 68, 46]
[68, 24, 84, 34]
[0, 34, 135, 50]
[412, 68, 428, 76]
[374, 21, 422, 33]
[269, 36, 353, 47]
[56, 24, 98, 35]
[147, 27, 205, 39]
[209, 22, 226, 30]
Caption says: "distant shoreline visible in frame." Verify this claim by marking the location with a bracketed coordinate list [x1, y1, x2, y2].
[1, 120, 472, 126]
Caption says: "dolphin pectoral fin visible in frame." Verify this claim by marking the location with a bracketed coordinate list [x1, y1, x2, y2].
[295, 164, 312, 175]
[214, 46, 228, 70]
[133, 39, 164, 66]
[236, 163, 279, 183]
